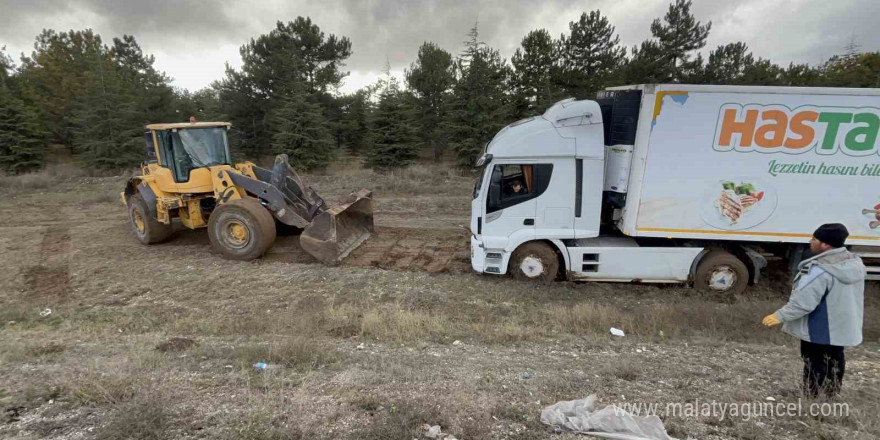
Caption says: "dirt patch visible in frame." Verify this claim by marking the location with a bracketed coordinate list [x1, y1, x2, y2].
[343, 227, 471, 273]
[23, 265, 70, 297]
[39, 226, 71, 259]
[155, 337, 197, 353]
[267, 226, 471, 273]
[23, 226, 73, 297]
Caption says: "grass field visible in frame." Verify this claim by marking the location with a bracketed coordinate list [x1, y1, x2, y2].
[0, 163, 878, 440]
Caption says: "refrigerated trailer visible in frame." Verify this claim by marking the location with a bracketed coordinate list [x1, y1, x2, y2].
[470, 84, 880, 294]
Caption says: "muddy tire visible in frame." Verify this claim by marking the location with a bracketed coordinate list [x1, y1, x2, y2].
[208, 198, 276, 260]
[509, 242, 560, 282]
[694, 250, 749, 295]
[127, 193, 173, 244]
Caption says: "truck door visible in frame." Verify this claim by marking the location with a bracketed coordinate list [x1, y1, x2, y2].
[482, 164, 537, 250]
[534, 158, 573, 238]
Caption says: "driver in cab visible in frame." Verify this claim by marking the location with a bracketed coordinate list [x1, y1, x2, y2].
[505, 179, 528, 197]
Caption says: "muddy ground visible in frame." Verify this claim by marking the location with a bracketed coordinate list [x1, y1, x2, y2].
[0, 166, 878, 440]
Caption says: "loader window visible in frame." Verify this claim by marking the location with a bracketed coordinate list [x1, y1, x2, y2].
[155, 131, 173, 168]
[486, 163, 553, 213]
[166, 127, 231, 182]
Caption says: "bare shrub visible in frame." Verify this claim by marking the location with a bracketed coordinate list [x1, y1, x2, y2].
[67, 373, 140, 405]
[94, 394, 170, 440]
[223, 406, 303, 440]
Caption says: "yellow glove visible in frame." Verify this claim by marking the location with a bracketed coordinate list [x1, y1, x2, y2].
[762, 313, 781, 327]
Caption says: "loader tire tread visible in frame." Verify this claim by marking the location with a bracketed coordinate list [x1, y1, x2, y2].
[208, 197, 276, 261]
[128, 193, 173, 244]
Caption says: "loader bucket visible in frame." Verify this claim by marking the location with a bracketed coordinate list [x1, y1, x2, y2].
[300, 189, 374, 264]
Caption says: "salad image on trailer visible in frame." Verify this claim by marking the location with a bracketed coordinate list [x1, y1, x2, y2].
[470, 84, 880, 294]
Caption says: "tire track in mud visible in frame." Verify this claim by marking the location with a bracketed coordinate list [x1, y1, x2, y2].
[23, 226, 72, 297]
[268, 226, 472, 274]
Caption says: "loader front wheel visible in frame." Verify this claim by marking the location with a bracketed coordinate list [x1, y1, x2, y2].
[208, 198, 276, 260]
[128, 193, 173, 244]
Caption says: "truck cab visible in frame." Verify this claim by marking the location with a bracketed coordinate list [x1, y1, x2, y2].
[471, 96, 709, 289]
[471, 100, 604, 276]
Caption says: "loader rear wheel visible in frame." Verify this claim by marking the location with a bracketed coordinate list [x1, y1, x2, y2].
[694, 250, 749, 295]
[208, 198, 276, 260]
[510, 242, 560, 282]
[128, 193, 173, 244]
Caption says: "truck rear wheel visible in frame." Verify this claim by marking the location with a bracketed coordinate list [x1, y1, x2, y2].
[127, 193, 173, 244]
[510, 242, 560, 282]
[208, 198, 276, 260]
[694, 250, 749, 295]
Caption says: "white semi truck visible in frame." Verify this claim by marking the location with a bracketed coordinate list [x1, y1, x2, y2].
[470, 84, 880, 294]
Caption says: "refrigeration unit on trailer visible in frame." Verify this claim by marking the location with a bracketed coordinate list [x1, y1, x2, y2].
[470, 84, 880, 294]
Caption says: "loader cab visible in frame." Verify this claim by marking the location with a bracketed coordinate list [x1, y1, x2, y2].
[145, 122, 232, 193]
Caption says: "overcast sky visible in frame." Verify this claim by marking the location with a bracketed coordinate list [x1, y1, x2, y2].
[1, 0, 877, 93]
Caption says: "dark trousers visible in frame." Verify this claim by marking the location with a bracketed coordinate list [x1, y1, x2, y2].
[800, 340, 845, 398]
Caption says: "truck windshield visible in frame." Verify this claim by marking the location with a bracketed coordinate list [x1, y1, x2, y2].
[171, 127, 230, 168]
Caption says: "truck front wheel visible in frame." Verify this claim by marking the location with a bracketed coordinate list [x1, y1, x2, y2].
[694, 250, 749, 295]
[509, 242, 560, 282]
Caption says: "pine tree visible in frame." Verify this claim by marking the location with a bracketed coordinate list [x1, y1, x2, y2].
[511, 29, 562, 117]
[269, 80, 335, 170]
[649, 0, 711, 82]
[343, 88, 374, 154]
[109, 35, 176, 122]
[217, 18, 352, 158]
[406, 42, 456, 161]
[367, 68, 417, 170]
[781, 63, 823, 86]
[621, 40, 670, 84]
[741, 59, 783, 85]
[0, 85, 46, 173]
[69, 67, 145, 168]
[557, 11, 625, 98]
[18, 29, 108, 149]
[64, 39, 152, 170]
[451, 23, 512, 167]
[703, 42, 755, 84]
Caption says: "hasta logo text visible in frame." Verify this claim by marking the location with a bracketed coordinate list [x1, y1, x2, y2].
[713, 104, 879, 156]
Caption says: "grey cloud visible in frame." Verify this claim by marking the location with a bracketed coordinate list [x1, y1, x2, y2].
[1, 0, 878, 90]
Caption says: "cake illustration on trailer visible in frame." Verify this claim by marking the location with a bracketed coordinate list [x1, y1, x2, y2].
[715, 181, 764, 224]
[863, 203, 880, 229]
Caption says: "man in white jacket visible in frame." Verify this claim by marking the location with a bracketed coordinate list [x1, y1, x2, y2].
[763, 223, 866, 398]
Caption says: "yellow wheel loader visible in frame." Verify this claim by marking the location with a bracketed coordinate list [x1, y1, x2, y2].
[121, 121, 374, 264]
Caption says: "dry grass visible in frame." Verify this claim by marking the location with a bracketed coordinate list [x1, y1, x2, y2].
[1, 160, 878, 440]
[0, 163, 105, 190]
[94, 394, 171, 440]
